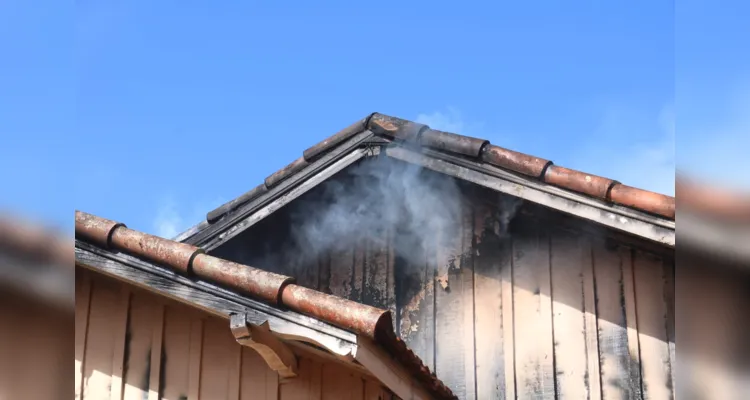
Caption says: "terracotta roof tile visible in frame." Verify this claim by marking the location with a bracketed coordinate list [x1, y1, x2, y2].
[206, 112, 676, 223]
[75, 211, 456, 399]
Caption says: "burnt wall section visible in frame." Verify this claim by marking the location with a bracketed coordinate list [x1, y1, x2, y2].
[211, 161, 676, 400]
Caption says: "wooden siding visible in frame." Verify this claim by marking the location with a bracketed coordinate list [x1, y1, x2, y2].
[75, 269, 393, 400]
[212, 182, 677, 400]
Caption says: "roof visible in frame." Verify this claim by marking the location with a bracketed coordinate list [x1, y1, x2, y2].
[0, 214, 73, 309]
[74, 211, 456, 400]
[177, 112, 675, 249]
[676, 177, 750, 263]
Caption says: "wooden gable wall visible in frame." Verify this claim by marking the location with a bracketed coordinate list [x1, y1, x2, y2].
[211, 170, 677, 400]
[74, 268, 393, 400]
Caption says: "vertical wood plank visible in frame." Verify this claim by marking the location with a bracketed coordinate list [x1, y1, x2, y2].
[386, 228, 397, 333]
[592, 240, 633, 400]
[123, 291, 159, 400]
[82, 277, 121, 400]
[200, 317, 238, 399]
[473, 202, 507, 400]
[161, 305, 194, 400]
[364, 234, 389, 310]
[512, 226, 555, 400]
[147, 303, 165, 400]
[240, 346, 279, 400]
[318, 252, 332, 294]
[663, 260, 675, 400]
[621, 248, 644, 399]
[280, 357, 322, 400]
[581, 238, 602, 400]
[461, 206, 477, 400]
[351, 239, 366, 303]
[321, 363, 364, 400]
[502, 237, 517, 400]
[395, 232, 434, 370]
[188, 318, 204, 400]
[329, 247, 354, 299]
[228, 339, 243, 400]
[549, 231, 589, 399]
[364, 380, 390, 400]
[633, 252, 673, 400]
[419, 233, 436, 370]
[75, 271, 92, 400]
[110, 287, 131, 400]
[435, 204, 475, 399]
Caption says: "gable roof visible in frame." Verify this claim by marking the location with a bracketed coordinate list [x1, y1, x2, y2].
[177, 112, 675, 250]
[75, 211, 455, 400]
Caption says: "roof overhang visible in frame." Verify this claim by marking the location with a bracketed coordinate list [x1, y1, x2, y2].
[75, 240, 439, 400]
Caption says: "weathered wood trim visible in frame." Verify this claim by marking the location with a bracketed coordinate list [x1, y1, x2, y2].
[185, 131, 379, 248]
[385, 146, 675, 247]
[231, 314, 299, 379]
[75, 271, 92, 400]
[188, 317, 203, 400]
[147, 302, 166, 400]
[74, 241, 359, 359]
[354, 336, 432, 400]
[109, 287, 130, 400]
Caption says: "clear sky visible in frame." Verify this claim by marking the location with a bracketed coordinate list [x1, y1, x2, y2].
[1, 1, 747, 237]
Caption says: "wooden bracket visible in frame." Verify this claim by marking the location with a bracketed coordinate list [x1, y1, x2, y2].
[230, 313, 298, 379]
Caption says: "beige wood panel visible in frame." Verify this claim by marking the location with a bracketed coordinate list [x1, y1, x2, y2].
[633, 251, 673, 400]
[435, 205, 476, 399]
[122, 291, 157, 400]
[549, 231, 589, 399]
[280, 357, 323, 400]
[77, 270, 393, 400]
[592, 240, 633, 400]
[200, 317, 239, 399]
[512, 227, 555, 400]
[581, 238, 602, 400]
[82, 276, 122, 400]
[473, 202, 509, 400]
[76, 271, 93, 400]
[240, 344, 279, 400]
[161, 304, 195, 400]
[321, 362, 364, 400]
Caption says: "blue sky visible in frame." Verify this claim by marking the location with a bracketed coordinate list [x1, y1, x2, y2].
[1, 1, 747, 237]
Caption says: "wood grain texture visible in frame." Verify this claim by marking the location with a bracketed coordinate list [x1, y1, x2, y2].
[161, 305, 194, 400]
[549, 231, 589, 399]
[512, 227, 555, 400]
[109, 287, 130, 400]
[502, 234, 517, 400]
[75, 271, 93, 400]
[621, 248, 644, 399]
[280, 357, 323, 400]
[581, 238, 602, 400]
[122, 290, 156, 400]
[188, 317, 203, 400]
[321, 363, 364, 400]
[200, 317, 238, 399]
[364, 235, 390, 310]
[633, 252, 673, 400]
[592, 240, 633, 400]
[473, 203, 508, 399]
[240, 346, 279, 400]
[435, 204, 474, 399]
[147, 303, 165, 400]
[329, 247, 355, 300]
[82, 277, 121, 400]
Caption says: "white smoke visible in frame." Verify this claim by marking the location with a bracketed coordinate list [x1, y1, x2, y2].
[287, 156, 466, 268]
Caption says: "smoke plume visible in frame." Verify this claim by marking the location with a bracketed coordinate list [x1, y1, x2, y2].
[287, 155, 465, 268]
